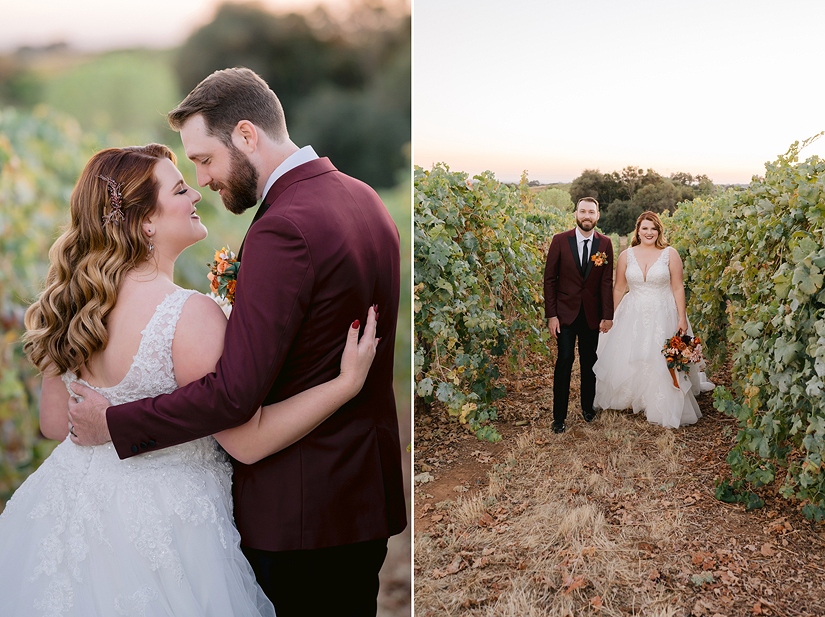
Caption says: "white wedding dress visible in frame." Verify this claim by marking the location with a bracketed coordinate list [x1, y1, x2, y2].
[593, 247, 714, 428]
[0, 289, 276, 617]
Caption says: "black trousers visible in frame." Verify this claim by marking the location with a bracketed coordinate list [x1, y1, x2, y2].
[242, 538, 388, 617]
[553, 307, 600, 424]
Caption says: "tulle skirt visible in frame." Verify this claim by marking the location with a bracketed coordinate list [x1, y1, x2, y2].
[0, 437, 276, 617]
[593, 291, 714, 428]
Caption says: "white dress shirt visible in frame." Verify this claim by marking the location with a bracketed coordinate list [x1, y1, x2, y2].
[575, 227, 595, 267]
[260, 145, 319, 202]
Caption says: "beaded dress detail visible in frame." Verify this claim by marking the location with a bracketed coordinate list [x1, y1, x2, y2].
[0, 289, 275, 617]
[593, 247, 714, 428]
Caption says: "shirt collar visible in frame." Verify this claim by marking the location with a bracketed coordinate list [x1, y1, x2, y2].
[261, 145, 319, 203]
[575, 227, 595, 244]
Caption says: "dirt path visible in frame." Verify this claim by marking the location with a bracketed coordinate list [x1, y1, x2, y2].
[413, 355, 825, 616]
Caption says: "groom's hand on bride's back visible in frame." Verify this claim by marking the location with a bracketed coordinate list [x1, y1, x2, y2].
[67, 382, 112, 446]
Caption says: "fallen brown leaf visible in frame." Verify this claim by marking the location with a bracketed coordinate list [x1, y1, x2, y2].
[432, 554, 466, 579]
[472, 556, 490, 569]
[562, 574, 587, 595]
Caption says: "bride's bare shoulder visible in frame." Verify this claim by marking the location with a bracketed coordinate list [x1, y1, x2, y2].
[172, 293, 228, 387]
[666, 246, 682, 260]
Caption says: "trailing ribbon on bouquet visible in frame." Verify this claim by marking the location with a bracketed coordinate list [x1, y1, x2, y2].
[662, 332, 704, 389]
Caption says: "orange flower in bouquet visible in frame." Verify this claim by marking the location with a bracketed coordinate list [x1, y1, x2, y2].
[661, 332, 703, 389]
[207, 246, 239, 308]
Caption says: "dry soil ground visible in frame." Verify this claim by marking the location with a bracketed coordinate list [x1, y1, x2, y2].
[413, 354, 825, 616]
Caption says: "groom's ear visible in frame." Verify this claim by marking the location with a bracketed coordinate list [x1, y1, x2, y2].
[233, 120, 258, 154]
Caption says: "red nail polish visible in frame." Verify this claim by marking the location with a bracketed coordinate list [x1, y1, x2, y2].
[352, 320, 360, 329]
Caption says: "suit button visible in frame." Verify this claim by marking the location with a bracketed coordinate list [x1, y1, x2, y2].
[131, 445, 139, 453]
[148, 440, 156, 448]
[140, 442, 148, 449]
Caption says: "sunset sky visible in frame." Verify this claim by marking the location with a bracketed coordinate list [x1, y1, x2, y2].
[5, 1, 823, 185]
[414, 0, 825, 184]
[1, 0, 408, 51]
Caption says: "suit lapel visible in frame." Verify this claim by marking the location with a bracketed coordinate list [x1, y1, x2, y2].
[567, 233, 582, 275]
[238, 201, 271, 260]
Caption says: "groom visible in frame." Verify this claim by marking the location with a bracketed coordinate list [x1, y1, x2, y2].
[543, 197, 614, 433]
[68, 68, 406, 616]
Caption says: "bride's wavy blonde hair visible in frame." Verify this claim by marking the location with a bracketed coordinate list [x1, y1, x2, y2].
[24, 144, 176, 377]
[630, 211, 669, 249]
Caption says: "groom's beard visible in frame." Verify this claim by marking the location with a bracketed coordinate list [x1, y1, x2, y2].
[576, 217, 596, 231]
[211, 145, 260, 215]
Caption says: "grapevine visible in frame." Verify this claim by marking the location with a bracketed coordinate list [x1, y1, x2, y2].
[665, 135, 825, 520]
[414, 164, 573, 440]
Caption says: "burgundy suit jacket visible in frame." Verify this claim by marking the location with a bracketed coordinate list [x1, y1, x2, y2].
[107, 158, 407, 551]
[543, 229, 614, 329]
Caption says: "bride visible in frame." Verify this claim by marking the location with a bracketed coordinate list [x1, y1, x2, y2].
[0, 144, 378, 616]
[593, 211, 714, 428]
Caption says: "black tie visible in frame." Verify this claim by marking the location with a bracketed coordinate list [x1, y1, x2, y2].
[581, 239, 589, 272]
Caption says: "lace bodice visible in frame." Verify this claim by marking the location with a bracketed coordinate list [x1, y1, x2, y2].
[61, 288, 223, 465]
[0, 289, 239, 616]
[63, 288, 193, 405]
[625, 246, 674, 304]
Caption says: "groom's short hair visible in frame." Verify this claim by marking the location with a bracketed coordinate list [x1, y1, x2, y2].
[168, 67, 288, 146]
[576, 196, 599, 209]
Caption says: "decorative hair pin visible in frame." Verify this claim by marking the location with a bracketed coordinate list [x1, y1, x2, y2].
[98, 174, 125, 226]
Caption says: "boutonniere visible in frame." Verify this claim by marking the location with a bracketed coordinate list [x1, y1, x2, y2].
[591, 252, 608, 267]
[207, 246, 239, 315]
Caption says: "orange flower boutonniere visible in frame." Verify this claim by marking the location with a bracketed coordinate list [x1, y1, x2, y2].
[207, 246, 239, 311]
[591, 251, 608, 267]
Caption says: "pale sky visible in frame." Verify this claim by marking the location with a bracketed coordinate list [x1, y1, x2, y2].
[414, 0, 825, 184]
[1, 0, 409, 51]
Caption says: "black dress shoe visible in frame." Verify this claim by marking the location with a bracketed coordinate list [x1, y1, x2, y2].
[583, 410, 597, 423]
[552, 421, 565, 434]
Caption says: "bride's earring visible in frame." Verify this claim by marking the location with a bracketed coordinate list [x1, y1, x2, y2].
[146, 229, 154, 261]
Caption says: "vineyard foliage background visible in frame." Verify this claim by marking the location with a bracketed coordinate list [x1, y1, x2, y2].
[414, 164, 573, 440]
[664, 136, 825, 520]
[415, 137, 825, 519]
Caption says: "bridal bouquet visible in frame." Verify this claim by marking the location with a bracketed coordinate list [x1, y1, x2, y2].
[662, 332, 703, 388]
[207, 247, 239, 312]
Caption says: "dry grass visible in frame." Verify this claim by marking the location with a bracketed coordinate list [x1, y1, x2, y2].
[414, 398, 825, 616]
[415, 410, 695, 615]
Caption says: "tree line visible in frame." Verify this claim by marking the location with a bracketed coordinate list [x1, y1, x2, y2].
[568, 167, 716, 234]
